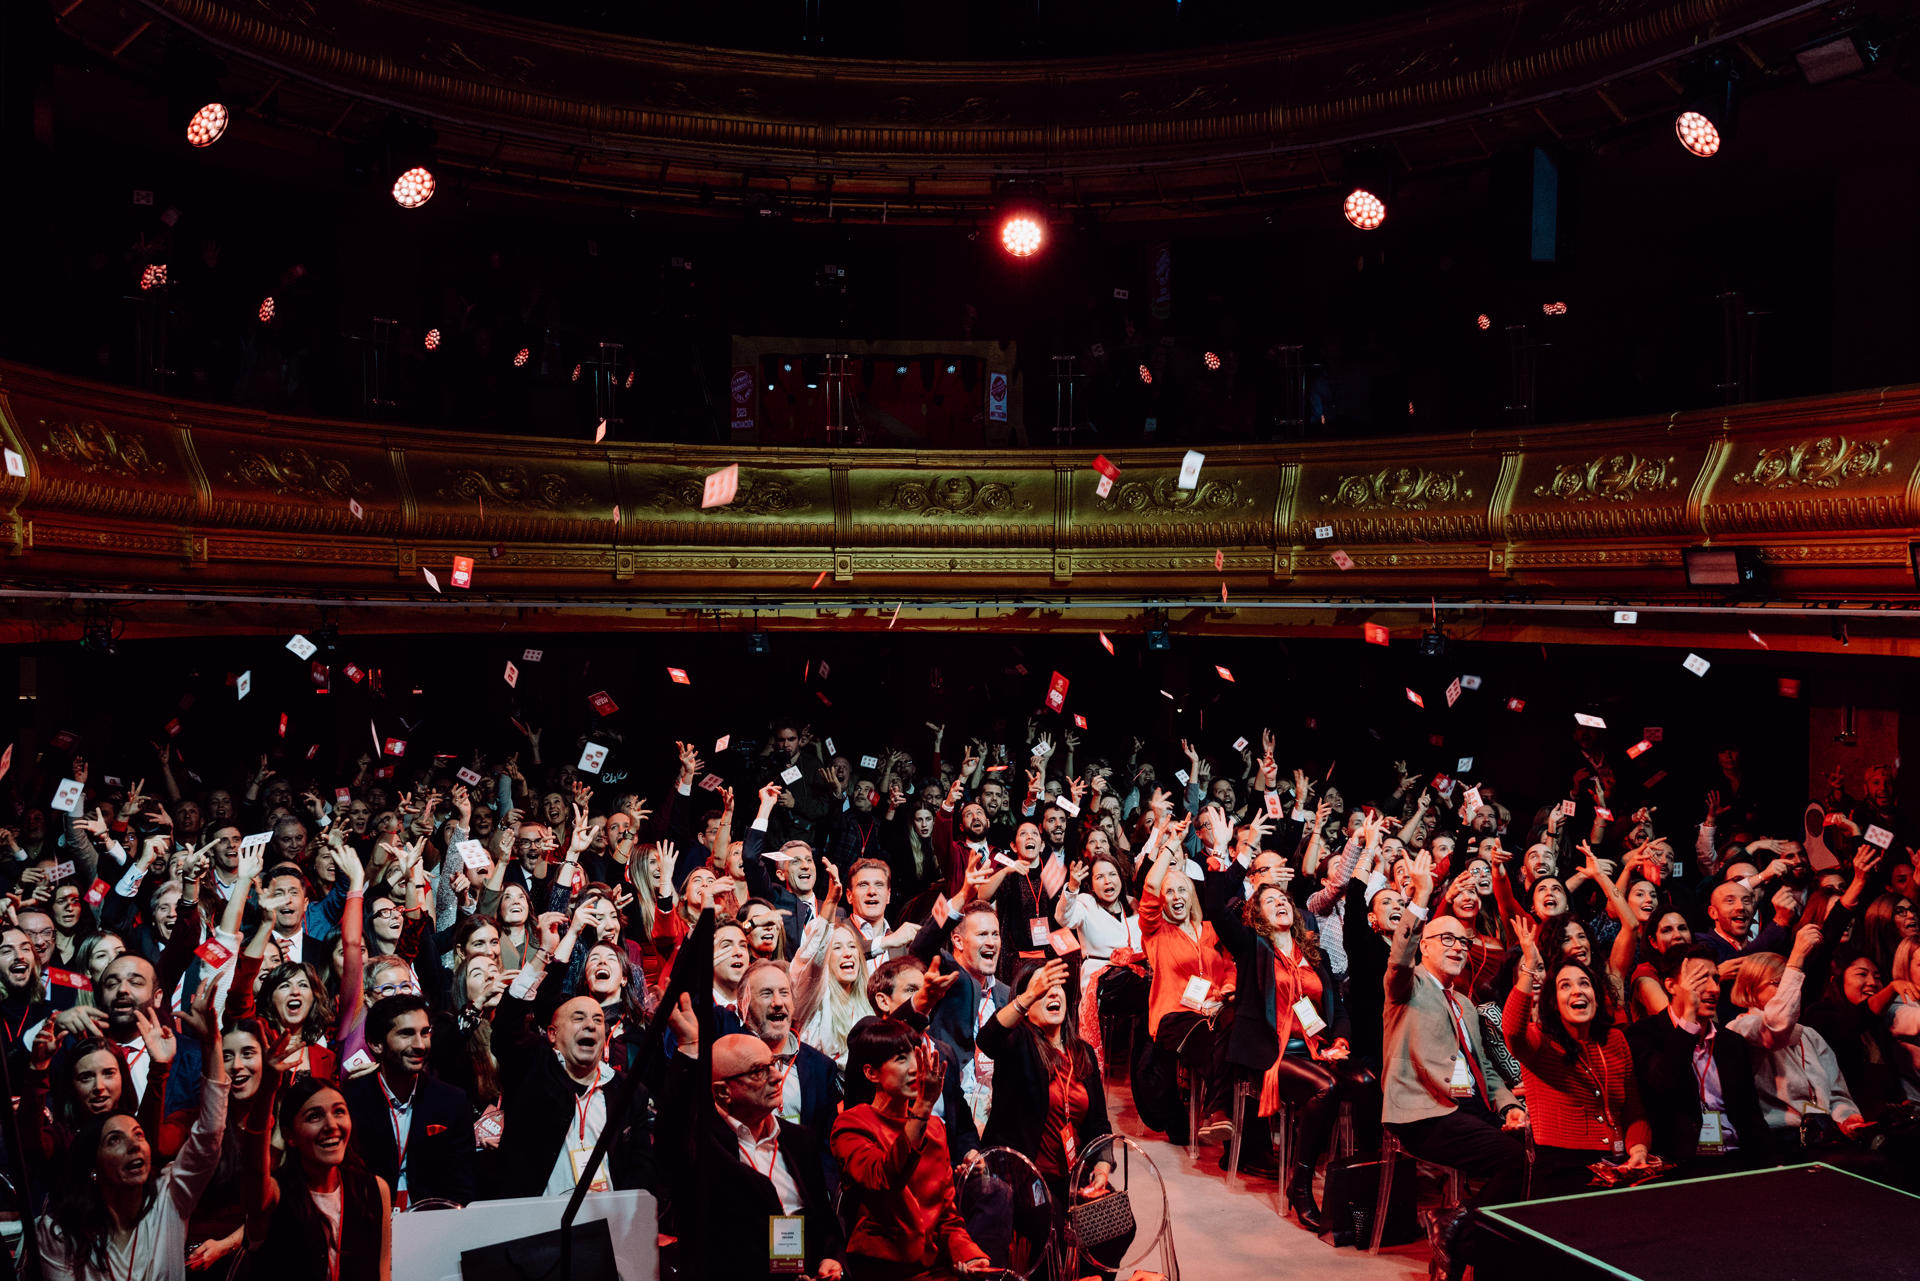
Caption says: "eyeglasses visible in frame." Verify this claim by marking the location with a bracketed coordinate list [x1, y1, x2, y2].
[371, 980, 420, 998]
[23, 928, 55, 944]
[724, 1062, 786, 1085]
[370, 906, 403, 921]
[1424, 932, 1472, 952]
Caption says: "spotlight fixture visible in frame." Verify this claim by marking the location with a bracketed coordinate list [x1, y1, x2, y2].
[80, 606, 119, 656]
[391, 165, 436, 209]
[1145, 629, 1171, 651]
[1000, 214, 1045, 258]
[1343, 188, 1387, 230]
[1418, 626, 1449, 658]
[258, 296, 275, 323]
[1542, 301, 1568, 316]
[1476, 313, 1492, 330]
[424, 328, 441, 351]
[185, 102, 229, 148]
[513, 347, 530, 368]
[140, 264, 168, 291]
[1795, 31, 1874, 85]
[746, 631, 771, 655]
[1203, 351, 1222, 371]
[1138, 365, 1153, 385]
[571, 363, 582, 382]
[1674, 111, 1721, 157]
[994, 186, 1049, 260]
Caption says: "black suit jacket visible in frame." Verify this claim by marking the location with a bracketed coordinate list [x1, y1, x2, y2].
[342, 1071, 476, 1206]
[658, 1054, 845, 1281]
[1205, 873, 1349, 1076]
[974, 1014, 1112, 1170]
[1624, 1011, 1773, 1166]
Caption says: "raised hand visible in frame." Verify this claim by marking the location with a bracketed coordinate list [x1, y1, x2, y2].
[1022, 957, 1071, 1004]
[1511, 914, 1542, 967]
[911, 1038, 947, 1113]
[913, 954, 961, 1015]
[134, 1004, 179, 1067]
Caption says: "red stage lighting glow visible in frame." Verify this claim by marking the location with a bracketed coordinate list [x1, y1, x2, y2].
[186, 103, 229, 148]
[513, 348, 530, 368]
[258, 297, 275, 322]
[140, 264, 167, 290]
[1675, 111, 1721, 157]
[624, 370, 635, 389]
[392, 166, 437, 209]
[571, 363, 582, 382]
[1476, 313, 1492, 330]
[1203, 351, 1221, 371]
[1137, 365, 1153, 385]
[424, 328, 441, 350]
[1542, 301, 1568, 316]
[1000, 215, 1045, 258]
[1343, 189, 1386, 230]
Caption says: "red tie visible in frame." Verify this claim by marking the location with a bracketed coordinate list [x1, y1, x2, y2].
[1443, 990, 1491, 1109]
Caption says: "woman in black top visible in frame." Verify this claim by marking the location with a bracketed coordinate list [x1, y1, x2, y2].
[977, 957, 1126, 1277]
[241, 1064, 391, 1281]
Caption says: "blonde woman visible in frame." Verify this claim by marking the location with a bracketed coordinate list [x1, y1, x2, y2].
[789, 867, 874, 1067]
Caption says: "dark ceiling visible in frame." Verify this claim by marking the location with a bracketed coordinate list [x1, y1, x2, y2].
[456, 0, 1442, 59]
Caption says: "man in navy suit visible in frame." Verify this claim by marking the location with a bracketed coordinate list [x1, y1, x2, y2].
[342, 994, 476, 1206]
[867, 956, 981, 1165]
[738, 960, 841, 1164]
[910, 898, 1012, 1132]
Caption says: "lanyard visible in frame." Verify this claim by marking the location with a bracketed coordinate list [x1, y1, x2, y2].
[1689, 1031, 1719, 1105]
[739, 1118, 783, 1180]
[377, 1074, 415, 1175]
[574, 1076, 602, 1141]
[117, 1222, 142, 1281]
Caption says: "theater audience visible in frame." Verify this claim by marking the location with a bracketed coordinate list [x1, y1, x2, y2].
[14, 662, 1918, 1281]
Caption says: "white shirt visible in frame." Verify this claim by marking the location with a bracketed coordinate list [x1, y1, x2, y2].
[271, 928, 305, 964]
[774, 1034, 804, 1124]
[1057, 895, 1143, 989]
[115, 1035, 153, 1103]
[543, 1058, 616, 1197]
[854, 915, 894, 958]
[960, 979, 997, 1099]
[378, 1075, 417, 1194]
[37, 1079, 229, 1281]
[724, 1112, 805, 1214]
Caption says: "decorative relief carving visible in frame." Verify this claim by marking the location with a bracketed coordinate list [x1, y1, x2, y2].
[1322, 466, 1469, 510]
[878, 476, 1029, 518]
[640, 476, 808, 516]
[1729, 437, 1892, 489]
[1531, 453, 1677, 502]
[223, 448, 369, 499]
[1292, 514, 1484, 544]
[437, 466, 591, 511]
[40, 420, 167, 479]
[1095, 477, 1250, 516]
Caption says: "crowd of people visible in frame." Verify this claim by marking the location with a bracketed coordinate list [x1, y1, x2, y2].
[0, 701, 1915, 1281]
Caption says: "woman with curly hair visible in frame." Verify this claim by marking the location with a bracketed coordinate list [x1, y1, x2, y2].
[1504, 916, 1653, 1197]
[1210, 876, 1363, 1231]
[34, 985, 227, 1281]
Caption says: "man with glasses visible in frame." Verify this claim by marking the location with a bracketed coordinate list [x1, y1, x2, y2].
[657, 1009, 845, 1281]
[504, 820, 557, 897]
[1383, 909, 1525, 1277]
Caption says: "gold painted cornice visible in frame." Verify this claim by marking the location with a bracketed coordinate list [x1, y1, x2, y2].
[3, 362, 1918, 605]
[53, 0, 1871, 214]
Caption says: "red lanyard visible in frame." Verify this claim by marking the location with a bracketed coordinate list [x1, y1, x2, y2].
[739, 1117, 782, 1180]
[378, 1075, 414, 1175]
[574, 1076, 602, 1141]
[117, 1222, 142, 1281]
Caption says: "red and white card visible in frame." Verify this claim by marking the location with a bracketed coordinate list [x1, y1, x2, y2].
[450, 556, 474, 589]
[701, 464, 740, 509]
[1046, 671, 1069, 712]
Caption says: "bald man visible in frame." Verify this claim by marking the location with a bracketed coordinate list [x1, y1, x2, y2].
[492, 989, 655, 1199]
[1381, 910, 1524, 1273]
[658, 1008, 845, 1280]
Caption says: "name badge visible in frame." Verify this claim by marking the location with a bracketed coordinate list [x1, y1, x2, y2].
[1449, 1054, 1475, 1099]
[568, 1143, 613, 1192]
[1698, 1109, 1727, 1154]
[1291, 996, 1327, 1038]
[1029, 916, 1051, 947]
[1180, 974, 1213, 1012]
[769, 1216, 805, 1274]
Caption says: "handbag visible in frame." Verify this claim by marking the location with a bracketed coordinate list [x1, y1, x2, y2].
[1320, 1153, 1419, 1248]
[1066, 1187, 1136, 1251]
[460, 1219, 619, 1281]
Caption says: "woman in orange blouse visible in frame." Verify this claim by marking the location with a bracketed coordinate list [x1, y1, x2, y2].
[1138, 812, 1237, 1142]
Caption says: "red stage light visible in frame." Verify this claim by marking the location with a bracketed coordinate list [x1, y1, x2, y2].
[624, 370, 635, 389]
[424, 328, 441, 351]
[1343, 189, 1386, 230]
[392, 166, 436, 209]
[1203, 351, 1222, 371]
[140, 264, 167, 291]
[1000, 215, 1045, 258]
[571, 363, 582, 382]
[1476, 313, 1492, 330]
[513, 347, 530, 368]
[186, 103, 228, 148]
[1542, 301, 1568, 316]
[1137, 364, 1152, 385]
[1675, 111, 1721, 158]
[258, 296, 275, 322]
